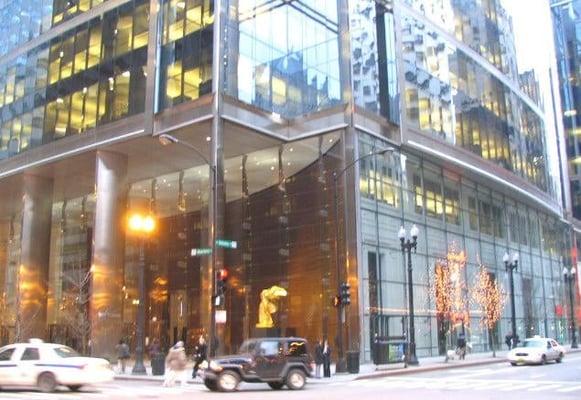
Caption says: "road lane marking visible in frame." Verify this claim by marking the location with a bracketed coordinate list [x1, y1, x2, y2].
[557, 385, 581, 393]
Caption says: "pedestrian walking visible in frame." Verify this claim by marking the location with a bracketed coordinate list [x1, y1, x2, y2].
[505, 333, 512, 350]
[163, 341, 187, 387]
[322, 340, 331, 378]
[192, 336, 208, 379]
[149, 338, 161, 359]
[115, 340, 130, 374]
[456, 332, 467, 360]
[314, 340, 324, 378]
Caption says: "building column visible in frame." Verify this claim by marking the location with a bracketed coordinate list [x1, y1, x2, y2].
[18, 174, 53, 341]
[91, 151, 128, 359]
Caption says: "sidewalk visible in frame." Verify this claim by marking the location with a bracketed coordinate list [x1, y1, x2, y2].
[114, 345, 581, 384]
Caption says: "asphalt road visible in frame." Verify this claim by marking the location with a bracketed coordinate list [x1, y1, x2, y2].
[2, 352, 581, 399]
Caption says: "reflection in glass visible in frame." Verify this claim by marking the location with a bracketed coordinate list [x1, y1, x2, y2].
[401, 14, 549, 193]
[224, 0, 342, 117]
[47, 195, 95, 354]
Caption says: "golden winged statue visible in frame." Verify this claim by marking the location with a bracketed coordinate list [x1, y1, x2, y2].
[256, 285, 288, 328]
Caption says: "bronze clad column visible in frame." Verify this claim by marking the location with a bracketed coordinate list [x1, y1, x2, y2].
[18, 174, 53, 341]
[91, 151, 128, 359]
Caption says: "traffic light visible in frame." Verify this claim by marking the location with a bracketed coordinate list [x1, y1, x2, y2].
[340, 282, 351, 305]
[216, 268, 229, 296]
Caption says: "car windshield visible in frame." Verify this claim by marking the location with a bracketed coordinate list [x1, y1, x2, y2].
[238, 340, 257, 354]
[522, 340, 545, 348]
[54, 346, 80, 358]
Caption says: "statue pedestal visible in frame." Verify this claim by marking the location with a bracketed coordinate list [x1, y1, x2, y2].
[253, 327, 282, 338]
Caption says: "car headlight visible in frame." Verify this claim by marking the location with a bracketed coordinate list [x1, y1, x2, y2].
[209, 360, 223, 372]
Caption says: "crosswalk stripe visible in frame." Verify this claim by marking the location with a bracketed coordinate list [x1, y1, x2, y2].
[499, 383, 537, 391]
[472, 382, 514, 391]
[556, 385, 581, 393]
[528, 384, 562, 392]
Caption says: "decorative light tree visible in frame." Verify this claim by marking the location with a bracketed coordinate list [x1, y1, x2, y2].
[432, 246, 468, 359]
[471, 265, 506, 357]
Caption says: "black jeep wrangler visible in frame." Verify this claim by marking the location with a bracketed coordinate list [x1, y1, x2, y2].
[203, 337, 313, 392]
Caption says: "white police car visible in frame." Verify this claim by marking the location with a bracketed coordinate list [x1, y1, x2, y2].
[507, 336, 565, 366]
[0, 339, 114, 392]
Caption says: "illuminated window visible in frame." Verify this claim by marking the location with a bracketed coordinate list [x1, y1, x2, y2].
[166, 61, 183, 102]
[84, 83, 99, 130]
[87, 26, 102, 69]
[419, 96, 430, 130]
[70, 90, 85, 134]
[74, 30, 89, 75]
[115, 14, 134, 56]
[133, 4, 149, 49]
[112, 71, 130, 119]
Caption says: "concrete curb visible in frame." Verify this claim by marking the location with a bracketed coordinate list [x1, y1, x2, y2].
[355, 348, 581, 380]
[355, 358, 505, 380]
[114, 375, 200, 384]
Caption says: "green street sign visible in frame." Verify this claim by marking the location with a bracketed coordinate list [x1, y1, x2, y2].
[191, 248, 213, 256]
[216, 239, 238, 249]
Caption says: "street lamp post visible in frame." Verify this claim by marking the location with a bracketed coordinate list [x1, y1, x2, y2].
[127, 213, 156, 375]
[503, 252, 519, 348]
[398, 224, 420, 366]
[158, 134, 218, 356]
[563, 267, 578, 348]
[333, 146, 394, 373]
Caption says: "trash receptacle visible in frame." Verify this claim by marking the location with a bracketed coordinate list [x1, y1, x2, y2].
[372, 339, 389, 365]
[151, 353, 165, 376]
[346, 351, 360, 374]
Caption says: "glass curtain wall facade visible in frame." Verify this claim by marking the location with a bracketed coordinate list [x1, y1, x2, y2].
[0, 0, 574, 362]
[359, 132, 570, 360]
[552, 1, 581, 219]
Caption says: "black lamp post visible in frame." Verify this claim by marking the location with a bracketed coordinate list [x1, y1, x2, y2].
[563, 266, 578, 349]
[158, 134, 219, 356]
[333, 146, 394, 373]
[127, 213, 156, 375]
[503, 252, 519, 348]
[398, 224, 420, 366]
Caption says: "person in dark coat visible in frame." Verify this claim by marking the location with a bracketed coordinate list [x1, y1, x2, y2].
[115, 339, 130, 374]
[192, 336, 208, 378]
[314, 340, 324, 378]
[456, 333, 467, 360]
[505, 333, 512, 350]
[322, 340, 332, 378]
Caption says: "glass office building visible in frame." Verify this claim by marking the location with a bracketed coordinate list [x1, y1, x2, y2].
[0, 0, 576, 362]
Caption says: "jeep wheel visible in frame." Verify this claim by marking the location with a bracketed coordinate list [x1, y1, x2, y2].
[556, 353, 564, 363]
[204, 378, 218, 391]
[286, 369, 306, 390]
[217, 371, 240, 392]
[68, 385, 83, 392]
[38, 372, 57, 393]
[268, 382, 284, 390]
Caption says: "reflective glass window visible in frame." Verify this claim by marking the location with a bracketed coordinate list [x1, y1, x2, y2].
[223, 0, 342, 117]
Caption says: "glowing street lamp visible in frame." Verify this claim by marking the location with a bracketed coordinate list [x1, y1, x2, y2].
[127, 212, 156, 375]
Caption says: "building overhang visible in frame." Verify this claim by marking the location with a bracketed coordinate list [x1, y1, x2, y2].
[404, 128, 563, 217]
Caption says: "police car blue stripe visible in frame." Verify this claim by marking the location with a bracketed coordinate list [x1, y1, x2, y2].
[0, 364, 17, 367]
[34, 364, 84, 369]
